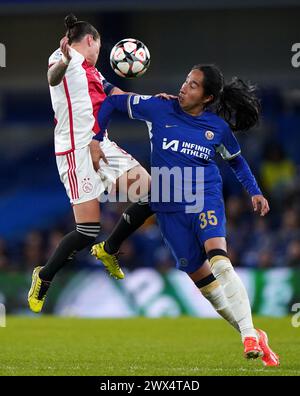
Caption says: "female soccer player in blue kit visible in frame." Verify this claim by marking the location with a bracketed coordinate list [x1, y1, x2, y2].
[91, 64, 279, 366]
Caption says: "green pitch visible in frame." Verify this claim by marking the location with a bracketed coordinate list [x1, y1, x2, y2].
[0, 316, 299, 376]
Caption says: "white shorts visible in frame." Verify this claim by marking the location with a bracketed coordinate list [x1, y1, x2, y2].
[56, 137, 139, 205]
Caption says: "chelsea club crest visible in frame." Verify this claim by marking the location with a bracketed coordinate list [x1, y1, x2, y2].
[205, 130, 214, 140]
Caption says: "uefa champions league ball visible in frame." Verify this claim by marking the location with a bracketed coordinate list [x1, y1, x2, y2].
[110, 38, 150, 78]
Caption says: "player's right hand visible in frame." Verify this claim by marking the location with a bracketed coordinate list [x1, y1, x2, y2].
[60, 36, 72, 62]
[155, 93, 178, 100]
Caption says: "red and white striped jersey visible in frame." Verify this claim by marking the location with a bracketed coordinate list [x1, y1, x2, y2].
[48, 47, 108, 155]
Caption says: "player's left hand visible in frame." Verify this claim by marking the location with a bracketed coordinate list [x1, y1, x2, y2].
[89, 140, 108, 172]
[155, 93, 178, 100]
[252, 195, 270, 216]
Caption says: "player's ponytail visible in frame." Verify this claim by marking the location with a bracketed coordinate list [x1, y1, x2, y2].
[192, 64, 260, 132]
[64, 13, 100, 45]
[218, 77, 260, 132]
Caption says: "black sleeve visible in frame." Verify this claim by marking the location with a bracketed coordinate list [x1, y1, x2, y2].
[102, 79, 115, 96]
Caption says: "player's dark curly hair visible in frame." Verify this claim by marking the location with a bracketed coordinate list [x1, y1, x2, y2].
[192, 64, 260, 132]
[64, 14, 100, 45]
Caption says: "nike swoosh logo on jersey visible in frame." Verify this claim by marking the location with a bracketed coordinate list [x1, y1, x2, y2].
[165, 125, 178, 128]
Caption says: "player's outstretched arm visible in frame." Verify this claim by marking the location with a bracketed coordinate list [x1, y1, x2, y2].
[109, 86, 177, 100]
[93, 94, 132, 142]
[93, 93, 164, 142]
[48, 37, 72, 87]
[228, 154, 270, 216]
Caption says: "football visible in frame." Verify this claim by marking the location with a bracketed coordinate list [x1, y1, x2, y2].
[110, 38, 150, 78]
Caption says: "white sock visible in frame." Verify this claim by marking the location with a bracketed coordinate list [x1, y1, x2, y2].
[199, 280, 240, 332]
[209, 255, 257, 341]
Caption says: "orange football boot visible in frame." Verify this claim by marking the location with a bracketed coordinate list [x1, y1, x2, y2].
[256, 329, 280, 367]
[243, 336, 263, 359]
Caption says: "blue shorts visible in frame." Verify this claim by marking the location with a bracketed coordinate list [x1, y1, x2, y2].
[156, 197, 226, 274]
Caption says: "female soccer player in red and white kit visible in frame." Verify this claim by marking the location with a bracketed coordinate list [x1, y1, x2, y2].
[28, 14, 157, 313]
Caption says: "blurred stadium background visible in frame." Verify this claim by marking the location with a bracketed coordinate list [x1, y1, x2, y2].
[0, 0, 300, 319]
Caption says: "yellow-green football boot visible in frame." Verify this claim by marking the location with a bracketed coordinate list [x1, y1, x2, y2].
[91, 242, 124, 280]
[28, 266, 51, 313]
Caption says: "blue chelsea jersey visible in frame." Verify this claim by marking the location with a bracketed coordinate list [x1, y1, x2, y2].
[127, 95, 241, 212]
